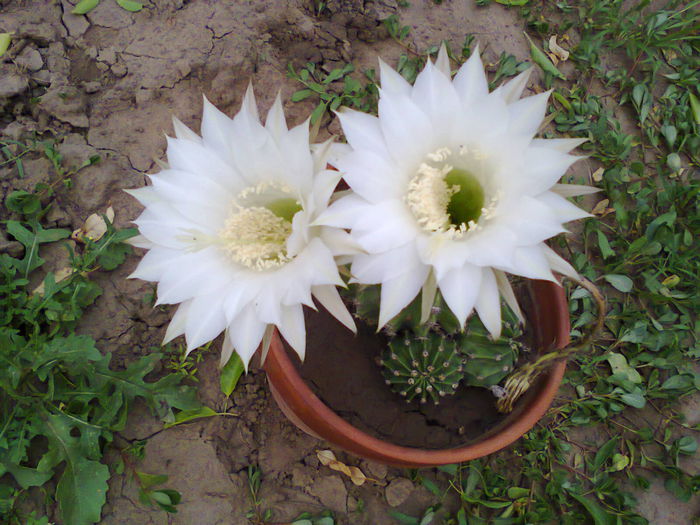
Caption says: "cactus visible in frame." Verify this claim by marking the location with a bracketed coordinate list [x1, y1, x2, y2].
[380, 335, 465, 404]
[348, 282, 526, 402]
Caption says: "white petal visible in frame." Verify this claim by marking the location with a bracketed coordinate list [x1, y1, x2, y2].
[352, 242, 423, 284]
[319, 227, 363, 257]
[242, 83, 260, 122]
[492, 67, 532, 103]
[474, 268, 501, 338]
[156, 248, 234, 305]
[276, 304, 306, 360]
[201, 95, 235, 154]
[518, 147, 579, 195]
[172, 116, 201, 142]
[507, 90, 551, 137]
[313, 193, 368, 229]
[336, 108, 389, 158]
[503, 245, 556, 282]
[312, 284, 357, 333]
[379, 57, 412, 96]
[312, 169, 342, 212]
[129, 246, 179, 281]
[378, 91, 435, 172]
[352, 199, 417, 252]
[265, 92, 288, 141]
[220, 329, 237, 367]
[324, 141, 352, 170]
[420, 269, 438, 324]
[125, 234, 154, 250]
[228, 307, 267, 370]
[552, 183, 600, 197]
[125, 187, 159, 207]
[163, 301, 191, 344]
[536, 191, 592, 223]
[543, 244, 579, 280]
[498, 195, 567, 246]
[494, 270, 524, 324]
[438, 264, 483, 329]
[411, 60, 462, 145]
[435, 43, 451, 77]
[453, 45, 489, 105]
[378, 264, 430, 328]
[184, 293, 227, 351]
[335, 149, 405, 202]
[532, 137, 588, 153]
[278, 119, 313, 192]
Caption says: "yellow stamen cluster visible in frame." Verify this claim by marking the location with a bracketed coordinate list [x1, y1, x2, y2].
[220, 206, 292, 271]
[405, 147, 501, 240]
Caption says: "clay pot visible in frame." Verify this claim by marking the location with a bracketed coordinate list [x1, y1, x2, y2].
[263, 279, 569, 467]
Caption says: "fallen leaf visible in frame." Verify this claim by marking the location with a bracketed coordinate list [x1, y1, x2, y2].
[548, 35, 570, 62]
[591, 199, 610, 216]
[33, 266, 74, 295]
[316, 450, 369, 486]
[546, 52, 559, 66]
[592, 167, 604, 182]
[72, 206, 115, 242]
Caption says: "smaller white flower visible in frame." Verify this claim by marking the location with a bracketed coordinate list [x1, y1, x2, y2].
[128, 87, 358, 368]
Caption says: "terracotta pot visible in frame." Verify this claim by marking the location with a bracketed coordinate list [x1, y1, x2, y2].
[263, 279, 569, 467]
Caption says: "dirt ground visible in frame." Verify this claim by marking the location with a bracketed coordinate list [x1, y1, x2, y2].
[0, 0, 697, 524]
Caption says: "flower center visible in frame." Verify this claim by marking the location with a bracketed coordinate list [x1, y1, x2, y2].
[406, 147, 497, 238]
[219, 183, 302, 271]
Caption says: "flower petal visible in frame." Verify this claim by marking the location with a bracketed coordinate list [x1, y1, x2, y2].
[278, 304, 306, 360]
[492, 67, 532, 103]
[474, 267, 502, 338]
[453, 45, 489, 105]
[265, 92, 288, 142]
[228, 307, 267, 370]
[163, 301, 191, 344]
[313, 284, 357, 333]
[536, 191, 592, 223]
[507, 90, 551, 137]
[379, 57, 412, 96]
[543, 244, 579, 279]
[438, 264, 482, 329]
[185, 293, 227, 351]
[378, 264, 430, 328]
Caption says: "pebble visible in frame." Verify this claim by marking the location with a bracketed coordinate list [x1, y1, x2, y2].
[385, 477, 414, 507]
[16, 48, 44, 72]
[0, 74, 29, 99]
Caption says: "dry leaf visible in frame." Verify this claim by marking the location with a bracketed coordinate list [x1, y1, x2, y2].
[316, 450, 369, 486]
[33, 266, 74, 295]
[592, 167, 604, 182]
[546, 52, 559, 66]
[592, 199, 611, 216]
[72, 206, 115, 242]
[549, 35, 570, 62]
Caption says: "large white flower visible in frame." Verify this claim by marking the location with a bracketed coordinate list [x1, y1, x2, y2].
[317, 46, 596, 338]
[128, 87, 357, 368]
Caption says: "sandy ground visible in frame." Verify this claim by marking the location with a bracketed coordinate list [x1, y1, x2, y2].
[1, 0, 698, 523]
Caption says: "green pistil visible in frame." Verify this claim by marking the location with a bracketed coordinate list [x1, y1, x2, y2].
[266, 198, 302, 222]
[444, 168, 484, 226]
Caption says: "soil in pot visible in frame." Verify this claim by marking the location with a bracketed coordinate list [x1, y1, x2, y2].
[286, 302, 535, 450]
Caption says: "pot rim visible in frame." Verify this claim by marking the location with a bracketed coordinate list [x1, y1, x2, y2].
[264, 279, 569, 467]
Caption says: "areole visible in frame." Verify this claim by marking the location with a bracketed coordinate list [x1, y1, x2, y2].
[263, 279, 569, 468]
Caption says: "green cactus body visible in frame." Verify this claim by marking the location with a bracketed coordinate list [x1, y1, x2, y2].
[380, 336, 465, 404]
[351, 283, 525, 402]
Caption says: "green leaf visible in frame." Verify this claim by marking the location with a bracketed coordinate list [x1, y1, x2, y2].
[163, 406, 218, 429]
[606, 353, 642, 384]
[1, 462, 53, 489]
[507, 487, 529, 499]
[524, 32, 565, 80]
[661, 374, 694, 391]
[38, 414, 108, 525]
[675, 436, 697, 455]
[596, 230, 615, 259]
[291, 89, 313, 102]
[495, 0, 529, 5]
[220, 352, 245, 396]
[5, 190, 41, 216]
[72, 0, 100, 14]
[116, 0, 143, 11]
[568, 492, 615, 525]
[619, 390, 646, 409]
[604, 274, 633, 293]
[688, 91, 700, 126]
[5, 221, 71, 277]
[592, 437, 618, 471]
[0, 32, 11, 57]
[136, 471, 168, 490]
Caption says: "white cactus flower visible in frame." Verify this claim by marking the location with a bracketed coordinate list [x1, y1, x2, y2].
[128, 87, 357, 368]
[317, 46, 596, 338]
